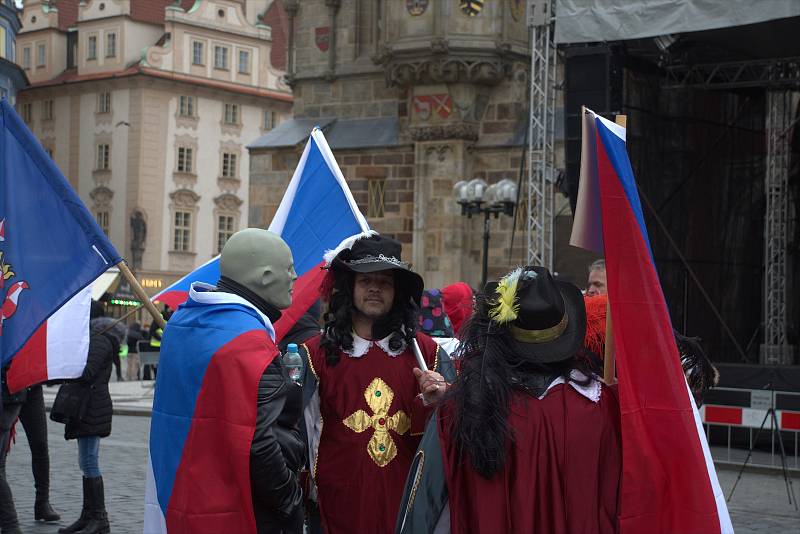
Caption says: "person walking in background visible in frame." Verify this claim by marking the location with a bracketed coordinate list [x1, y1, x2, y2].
[126, 322, 143, 380]
[0, 365, 27, 534]
[56, 301, 124, 534]
[18, 384, 61, 523]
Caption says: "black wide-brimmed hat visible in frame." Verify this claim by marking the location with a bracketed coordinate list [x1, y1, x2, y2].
[485, 266, 586, 362]
[326, 233, 424, 303]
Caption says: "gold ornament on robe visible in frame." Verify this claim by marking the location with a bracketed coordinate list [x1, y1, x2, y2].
[343, 377, 411, 467]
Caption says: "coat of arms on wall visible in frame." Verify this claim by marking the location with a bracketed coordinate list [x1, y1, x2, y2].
[406, 0, 428, 16]
[315, 27, 331, 52]
[413, 94, 453, 120]
[460, 0, 484, 17]
[510, 0, 525, 21]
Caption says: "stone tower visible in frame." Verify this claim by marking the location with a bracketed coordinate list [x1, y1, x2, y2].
[249, 0, 531, 288]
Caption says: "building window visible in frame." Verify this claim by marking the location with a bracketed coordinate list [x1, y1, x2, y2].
[87, 36, 97, 60]
[21, 103, 32, 123]
[0, 26, 5, 59]
[105, 32, 116, 58]
[223, 103, 238, 125]
[177, 147, 194, 173]
[98, 92, 111, 114]
[238, 50, 250, 74]
[96, 144, 110, 170]
[367, 179, 386, 218]
[263, 110, 277, 130]
[192, 41, 204, 65]
[214, 45, 229, 70]
[221, 152, 238, 178]
[42, 99, 54, 121]
[22, 46, 31, 69]
[36, 43, 45, 67]
[178, 95, 195, 117]
[216, 215, 236, 254]
[173, 211, 192, 252]
[95, 210, 109, 236]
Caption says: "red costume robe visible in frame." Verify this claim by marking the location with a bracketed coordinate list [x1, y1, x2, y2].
[397, 374, 622, 533]
[304, 332, 440, 534]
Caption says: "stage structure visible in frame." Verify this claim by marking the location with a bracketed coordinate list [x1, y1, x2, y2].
[526, 0, 557, 271]
[551, 0, 800, 365]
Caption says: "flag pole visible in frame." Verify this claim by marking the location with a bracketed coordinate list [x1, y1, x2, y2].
[603, 114, 627, 386]
[117, 261, 166, 329]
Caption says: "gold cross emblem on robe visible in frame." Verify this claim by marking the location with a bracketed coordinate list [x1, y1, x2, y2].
[343, 377, 411, 467]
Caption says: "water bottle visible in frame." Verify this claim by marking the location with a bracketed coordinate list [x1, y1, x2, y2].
[282, 343, 303, 385]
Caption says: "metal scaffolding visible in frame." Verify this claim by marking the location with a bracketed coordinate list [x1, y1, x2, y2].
[762, 90, 793, 365]
[527, 0, 556, 271]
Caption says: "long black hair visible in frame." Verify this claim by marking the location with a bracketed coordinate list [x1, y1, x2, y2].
[319, 269, 419, 366]
[446, 291, 595, 479]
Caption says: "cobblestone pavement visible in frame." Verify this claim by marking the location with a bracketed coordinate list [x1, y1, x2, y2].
[5, 414, 800, 533]
[6, 415, 148, 534]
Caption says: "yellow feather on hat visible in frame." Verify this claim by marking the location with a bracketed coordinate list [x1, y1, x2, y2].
[489, 268, 522, 324]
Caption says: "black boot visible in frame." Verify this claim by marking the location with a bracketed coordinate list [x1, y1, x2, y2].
[58, 477, 90, 534]
[0, 470, 20, 534]
[76, 476, 109, 534]
[33, 453, 60, 521]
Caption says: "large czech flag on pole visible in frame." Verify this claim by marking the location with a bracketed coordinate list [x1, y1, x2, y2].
[0, 100, 120, 385]
[151, 127, 369, 341]
[570, 108, 733, 533]
[144, 127, 370, 533]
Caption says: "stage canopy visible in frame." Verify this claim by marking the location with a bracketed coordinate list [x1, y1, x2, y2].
[555, 0, 800, 44]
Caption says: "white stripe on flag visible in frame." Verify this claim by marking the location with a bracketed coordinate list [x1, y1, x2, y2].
[144, 454, 168, 534]
[268, 133, 313, 236]
[46, 286, 91, 380]
[687, 381, 734, 533]
[569, 107, 604, 253]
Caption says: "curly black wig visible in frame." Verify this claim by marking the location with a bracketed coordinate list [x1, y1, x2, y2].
[445, 290, 595, 479]
[319, 269, 419, 366]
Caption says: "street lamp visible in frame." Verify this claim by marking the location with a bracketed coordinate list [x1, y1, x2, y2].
[453, 178, 518, 288]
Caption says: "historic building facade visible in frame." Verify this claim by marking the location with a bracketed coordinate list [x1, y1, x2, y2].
[249, 0, 532, 288]
[15, 0, 291, 301]
[0, 0, 26, 103]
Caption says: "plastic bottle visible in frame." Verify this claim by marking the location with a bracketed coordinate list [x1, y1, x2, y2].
[282, 343, 303, 385]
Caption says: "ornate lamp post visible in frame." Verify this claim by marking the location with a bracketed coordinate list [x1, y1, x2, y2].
[454, 178, 518, 288]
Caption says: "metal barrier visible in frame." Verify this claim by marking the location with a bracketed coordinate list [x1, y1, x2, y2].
[701, 386, 800, 471]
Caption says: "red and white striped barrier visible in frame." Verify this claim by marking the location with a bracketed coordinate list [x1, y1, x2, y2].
[701, 405, 800, 431]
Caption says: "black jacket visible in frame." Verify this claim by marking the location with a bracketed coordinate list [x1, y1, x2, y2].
[251, 356, 306, 534]
[63, 332, 114, 440]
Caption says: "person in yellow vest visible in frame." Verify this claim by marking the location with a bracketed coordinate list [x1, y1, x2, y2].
[144, 308, 170, 380]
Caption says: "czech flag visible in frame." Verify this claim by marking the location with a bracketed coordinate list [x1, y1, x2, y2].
[144, 127, 370, 533]
[151, 127, 369, 341]
[570, 108, 733, 533]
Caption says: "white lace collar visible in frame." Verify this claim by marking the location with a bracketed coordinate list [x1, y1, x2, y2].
[538, 369, 602, 403]
[346, 332, 406, 358]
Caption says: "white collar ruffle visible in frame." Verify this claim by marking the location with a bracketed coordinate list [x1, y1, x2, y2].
[538, 369, 602, 403]
[346, 332, 406, 358]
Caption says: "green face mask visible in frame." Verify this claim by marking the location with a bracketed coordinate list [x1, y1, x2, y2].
[219, 228, 297, 310]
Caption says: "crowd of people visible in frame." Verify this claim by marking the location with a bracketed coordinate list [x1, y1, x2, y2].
[0, 228, 719, 534]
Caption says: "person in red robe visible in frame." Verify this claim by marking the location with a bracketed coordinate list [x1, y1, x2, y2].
[302, 233, 455, 534]
[396, 266, 622, 533]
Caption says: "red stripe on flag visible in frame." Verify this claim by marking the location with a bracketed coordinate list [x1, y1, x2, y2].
[154, 291, 189, 310]
[166, 330, 276, 534]
[781, 411, 800, 431]
[704, 406, 743, 426]
[274, 263, 326, 342]
[596, 133, 720, 533]
[7, 321, 48, 393]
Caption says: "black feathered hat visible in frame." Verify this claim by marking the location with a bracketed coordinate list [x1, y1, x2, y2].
[484, 266, 586, 362]
[324, 232, 424, 304]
